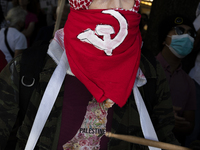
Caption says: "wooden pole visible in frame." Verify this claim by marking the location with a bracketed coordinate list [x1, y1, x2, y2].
[105, 132, 192, 150]
[53, 0, 65, 36]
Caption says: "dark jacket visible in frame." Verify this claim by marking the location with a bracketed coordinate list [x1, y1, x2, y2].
[0, 50, 179, 149]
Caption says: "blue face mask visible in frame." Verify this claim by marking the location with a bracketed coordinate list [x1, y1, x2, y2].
[166, 34, 194, 58]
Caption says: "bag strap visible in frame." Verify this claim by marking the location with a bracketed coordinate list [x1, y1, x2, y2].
[4, 28, 14, 57]
[19, 40, 49, 123]
[25, 51, 68, 150]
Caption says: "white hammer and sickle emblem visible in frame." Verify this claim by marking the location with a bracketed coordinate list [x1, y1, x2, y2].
[77, 10, 128, 56]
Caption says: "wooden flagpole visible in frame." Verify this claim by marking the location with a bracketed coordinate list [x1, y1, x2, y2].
[105, 132, 192, 150]
[53, 0, 66, 36]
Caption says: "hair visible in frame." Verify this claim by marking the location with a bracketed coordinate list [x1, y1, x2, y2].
[5, 6, 27, 26]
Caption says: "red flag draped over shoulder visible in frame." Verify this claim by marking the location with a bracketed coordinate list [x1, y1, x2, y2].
[64, 8, 142, 107]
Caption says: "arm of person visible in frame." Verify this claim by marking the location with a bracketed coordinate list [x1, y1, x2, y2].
[0, 56, 21, 149]
[14, 33, 27, 57]
[22, 22, 35, 38]
[151, 61, 180, 145]
[173, 108, 195, 136]
[14, 49, 24, 58]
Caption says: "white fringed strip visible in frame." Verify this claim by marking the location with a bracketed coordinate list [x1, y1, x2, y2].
[133, 83, 160, 150]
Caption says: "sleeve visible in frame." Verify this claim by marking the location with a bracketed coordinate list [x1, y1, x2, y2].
[0, 56, 21, 149]
[32, 13, 38, 23]
[25, 12, 38, 29]
[15, 34, 27, 50]
[29, 13, 38, 23]
[152, 61, 180, 145]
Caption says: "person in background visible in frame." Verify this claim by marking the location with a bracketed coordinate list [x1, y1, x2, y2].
[19, 0, 38, 47]
[0, 3, 7, 29]
[34, 3, 70, 43]
[6, 0, 18, 14]
[156, 15, 196, 146]
[0, 6, 27, 63]
[186, 51, 200, 148]
[0, 0, 179, 149]
[185, 21, 200, 147]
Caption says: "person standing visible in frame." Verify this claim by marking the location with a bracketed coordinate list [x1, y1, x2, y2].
[156, 15, 197, 145]
[0, 0, 179, 149]
[19, 0, 38, 47]
[0, 6, 27, 62]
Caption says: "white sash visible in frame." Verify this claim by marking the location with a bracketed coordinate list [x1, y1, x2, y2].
[24, 29, 160, 150]
[133, 83, 160, 150]
[24, 52, 68, 150]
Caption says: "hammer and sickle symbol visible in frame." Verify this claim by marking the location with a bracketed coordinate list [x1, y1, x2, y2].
[77, 10, 128, 56]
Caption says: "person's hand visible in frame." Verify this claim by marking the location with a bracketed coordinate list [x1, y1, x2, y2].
[173, 106, 190, 128]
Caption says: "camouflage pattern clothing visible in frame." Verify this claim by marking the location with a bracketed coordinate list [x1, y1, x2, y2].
[0, 51, 179, 149]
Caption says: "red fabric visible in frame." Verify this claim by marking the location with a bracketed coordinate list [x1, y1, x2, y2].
[0, 50, 7, 72]
[57, 75, 113, 150]
[25, 11, 38, 46]
[64, 8, 141, 107]
[25, 11, 38, 29]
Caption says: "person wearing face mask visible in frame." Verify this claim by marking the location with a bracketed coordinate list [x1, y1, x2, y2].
[156, 15, 197, 146]
[0, 0, 180, 149]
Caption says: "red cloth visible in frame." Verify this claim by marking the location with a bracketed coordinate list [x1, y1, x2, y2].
[57, 75, 113, 150]
[25, 11, 38, 29]
[25, 11, 38, 46]
[0, 50, 7, 72]
[64, 8, 141, 107]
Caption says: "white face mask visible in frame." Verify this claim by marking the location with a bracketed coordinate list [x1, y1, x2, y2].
[165, 34, 194, 58]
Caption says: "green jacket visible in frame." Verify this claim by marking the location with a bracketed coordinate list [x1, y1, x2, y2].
[0, 52, 179, 150]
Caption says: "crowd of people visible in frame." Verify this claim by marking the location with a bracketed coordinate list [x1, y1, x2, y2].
[0, 0, 200, 149]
